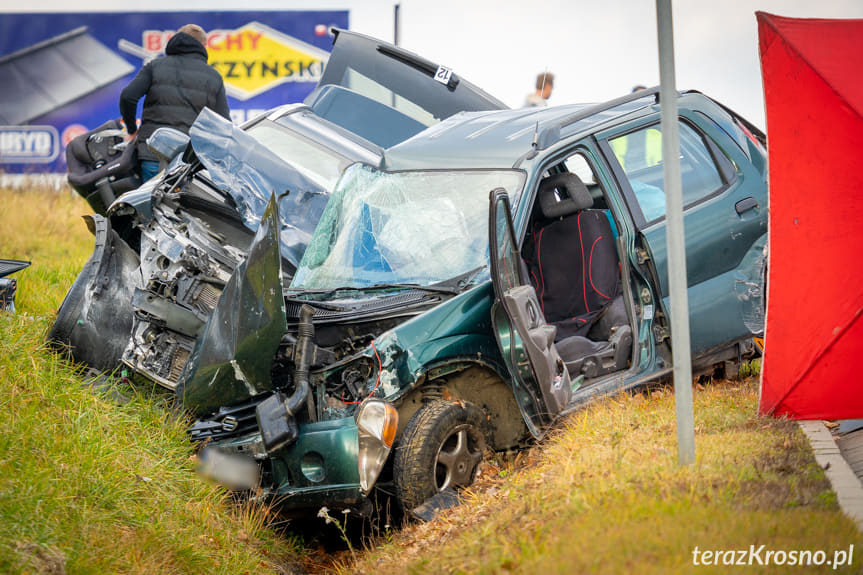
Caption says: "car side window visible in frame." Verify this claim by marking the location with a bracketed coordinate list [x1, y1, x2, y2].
[562, 150, 607, 210]
[610, 121, 726, 223]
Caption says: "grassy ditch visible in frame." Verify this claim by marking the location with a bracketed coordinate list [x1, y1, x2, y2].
[0, 187, 302, 574]
[3, 187, 860, 574]
[340, 379, 861, 574]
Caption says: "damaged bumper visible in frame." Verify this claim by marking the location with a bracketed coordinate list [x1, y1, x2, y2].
[200, 400, 396, 512]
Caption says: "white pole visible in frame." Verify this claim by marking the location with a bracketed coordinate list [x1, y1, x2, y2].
[656, 0, 695, 465]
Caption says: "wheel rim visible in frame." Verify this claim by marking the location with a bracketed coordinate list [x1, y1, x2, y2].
[434, 424, 484, 491]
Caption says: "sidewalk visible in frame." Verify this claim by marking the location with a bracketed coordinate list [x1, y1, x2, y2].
[799, 420, 863, 532]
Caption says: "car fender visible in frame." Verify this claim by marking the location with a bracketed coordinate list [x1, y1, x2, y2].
[47, 214, 142, 371]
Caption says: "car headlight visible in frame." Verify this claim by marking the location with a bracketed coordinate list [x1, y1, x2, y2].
[355, 399, 398, 493]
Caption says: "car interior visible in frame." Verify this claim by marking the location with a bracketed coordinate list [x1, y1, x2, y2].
[521, 161, 633, 381]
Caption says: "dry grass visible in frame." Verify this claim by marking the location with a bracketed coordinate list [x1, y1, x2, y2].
[0, 187, 93, 316]
[3, 186, 858, 574]
[340, 378, 860, 574]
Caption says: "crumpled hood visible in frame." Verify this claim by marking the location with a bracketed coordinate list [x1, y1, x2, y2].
[177, 193, 286, 414]
[189, 108, 331, 271]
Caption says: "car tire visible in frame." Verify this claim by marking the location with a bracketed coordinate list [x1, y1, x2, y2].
[393, 399, 487, 512]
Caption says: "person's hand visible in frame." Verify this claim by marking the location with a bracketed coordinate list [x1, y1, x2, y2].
[124, 132, 136, 143]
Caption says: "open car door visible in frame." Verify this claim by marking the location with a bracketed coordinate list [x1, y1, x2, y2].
[488, 189, 572, 437]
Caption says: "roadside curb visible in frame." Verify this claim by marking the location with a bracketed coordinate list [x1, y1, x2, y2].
[799, 420, 863, 533]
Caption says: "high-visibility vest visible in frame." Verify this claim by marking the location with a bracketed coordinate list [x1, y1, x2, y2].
[611, 127, 662, 171]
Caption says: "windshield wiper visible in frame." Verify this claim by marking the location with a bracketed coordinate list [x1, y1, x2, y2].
[364, 283, 459, 294]
[287, 266, 488, 299]
[289, 283, 456, 297]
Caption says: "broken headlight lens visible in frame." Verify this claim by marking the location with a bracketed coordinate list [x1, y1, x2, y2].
[355, 398, 398, 493]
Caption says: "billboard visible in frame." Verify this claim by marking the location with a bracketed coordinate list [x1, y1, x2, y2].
[0, 11, 349, 173]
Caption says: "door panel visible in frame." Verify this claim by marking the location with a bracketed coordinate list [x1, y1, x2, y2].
[488, 189, 571, 433]
[605, 118, 767, 355]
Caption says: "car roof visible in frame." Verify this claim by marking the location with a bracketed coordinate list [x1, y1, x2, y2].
[381, 89, 665, 171]
[380, 89, 759, 172]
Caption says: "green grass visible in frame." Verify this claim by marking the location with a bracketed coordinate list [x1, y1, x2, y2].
[0, 187, 302, 574]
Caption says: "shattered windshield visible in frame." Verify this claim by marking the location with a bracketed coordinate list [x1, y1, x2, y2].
[290, 164, 525, 290]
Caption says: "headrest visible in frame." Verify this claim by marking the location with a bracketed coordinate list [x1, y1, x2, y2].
[538, 172, 593, 219]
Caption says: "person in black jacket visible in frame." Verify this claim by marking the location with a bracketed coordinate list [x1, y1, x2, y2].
[120, 24, 230, 181]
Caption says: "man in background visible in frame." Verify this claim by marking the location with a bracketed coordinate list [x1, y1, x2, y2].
[120, 24, 230, 181]
[524, 72, 554, 107]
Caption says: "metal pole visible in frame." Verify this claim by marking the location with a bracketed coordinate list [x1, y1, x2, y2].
[394, 4, 401, 46]
[656, 0, 695, 465]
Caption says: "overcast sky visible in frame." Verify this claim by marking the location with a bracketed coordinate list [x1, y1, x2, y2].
[9, 0, 863, 130]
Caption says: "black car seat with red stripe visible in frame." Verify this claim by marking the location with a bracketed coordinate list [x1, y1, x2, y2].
[522, 172, 632, 378]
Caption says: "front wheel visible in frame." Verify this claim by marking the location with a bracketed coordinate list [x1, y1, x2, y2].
[393, 399, 487, 512]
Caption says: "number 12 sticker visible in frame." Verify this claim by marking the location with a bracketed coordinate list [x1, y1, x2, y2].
[434, 66, 453, 85]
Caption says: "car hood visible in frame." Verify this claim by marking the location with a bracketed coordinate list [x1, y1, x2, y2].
[189, 107, 331, 270]
[177, 193, 286, 414]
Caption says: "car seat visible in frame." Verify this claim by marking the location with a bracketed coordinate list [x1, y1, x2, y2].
[66, 119, 142, 215]
[522, 172, 632, 378]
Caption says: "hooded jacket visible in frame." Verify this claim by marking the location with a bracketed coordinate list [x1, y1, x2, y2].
[120, 32, 230, 161]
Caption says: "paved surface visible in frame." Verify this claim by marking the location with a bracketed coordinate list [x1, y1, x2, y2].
[837, 427, 863, 479]
[799, 420, 863, 532]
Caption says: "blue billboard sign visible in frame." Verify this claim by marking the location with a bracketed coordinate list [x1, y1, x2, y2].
[0, 11, 349, 172]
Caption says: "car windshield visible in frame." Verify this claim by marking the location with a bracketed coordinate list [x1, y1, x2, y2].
[291, 164, 525, 290]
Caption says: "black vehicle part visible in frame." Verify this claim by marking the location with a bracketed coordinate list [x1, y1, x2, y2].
[410, 488, 463, 522]
[66, 119, 142, 215]
[256, 390, 299, 453]
[47, 215, 140, 371]
[556, 323, 633, 379]
[522, 172, 622, 341]
[0, 278, 17, 312]
[0, 259, 30, 278]
[289, 304, 315, 419]
[189, 394, 267, 443]
[0, 259, 30, 313]
[393, 399, 487, 513]
[256, 302, 317, 452]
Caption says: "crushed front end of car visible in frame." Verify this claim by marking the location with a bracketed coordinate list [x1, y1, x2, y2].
[49, 27, 518, 516]
[48, 106, 348, 383]
[186, 164, 532, 514]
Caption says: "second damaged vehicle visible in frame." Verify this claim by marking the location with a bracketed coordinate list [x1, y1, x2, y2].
[189, 87, 768, 516]
[48, 28, 504, 387]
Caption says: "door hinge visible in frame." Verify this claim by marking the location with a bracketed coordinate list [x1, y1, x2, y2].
[652, 323, 669, 344]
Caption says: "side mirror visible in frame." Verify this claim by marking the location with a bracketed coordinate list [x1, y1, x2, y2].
[146, 128, 190, 167]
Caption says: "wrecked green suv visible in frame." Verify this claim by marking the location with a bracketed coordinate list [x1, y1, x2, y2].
[186, 87, 767, 516]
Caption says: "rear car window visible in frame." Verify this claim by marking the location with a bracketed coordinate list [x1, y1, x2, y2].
[610, 121, 727, 222]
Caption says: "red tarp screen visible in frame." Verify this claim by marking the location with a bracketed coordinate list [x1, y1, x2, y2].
[758, 12, 863, 419]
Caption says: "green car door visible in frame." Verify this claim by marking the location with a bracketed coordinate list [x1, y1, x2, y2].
[600, 108, 767, 356]
[488, 189, 572, 437]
